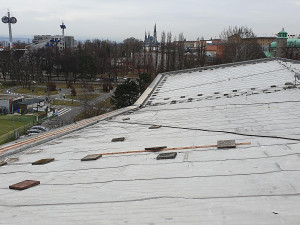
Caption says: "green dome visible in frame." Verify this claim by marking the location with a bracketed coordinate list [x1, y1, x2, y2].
[277, 28, 288, 38]
[270, 38, 300, 48]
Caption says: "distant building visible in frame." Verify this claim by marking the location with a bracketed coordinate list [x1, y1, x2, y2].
[144, 24, 158, 47]
[19, 98, 45, 113]
[267, 28, 300, 59]
[228, 33, 276, 51]
[0, 95, 24, 114]
[31, 35, 76, 50]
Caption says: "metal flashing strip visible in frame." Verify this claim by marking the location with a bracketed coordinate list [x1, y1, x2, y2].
[32, 158, 55, 165]
[9, 180, 40, 191]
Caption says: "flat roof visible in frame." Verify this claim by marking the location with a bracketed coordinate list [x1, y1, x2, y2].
[0, 58, 300, 224]
[19, 98, 44, 106]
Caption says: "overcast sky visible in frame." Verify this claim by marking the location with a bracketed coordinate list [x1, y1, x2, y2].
[1, 0, 300, 42]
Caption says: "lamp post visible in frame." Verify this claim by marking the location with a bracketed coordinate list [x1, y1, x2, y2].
[2, 10, 17, 50]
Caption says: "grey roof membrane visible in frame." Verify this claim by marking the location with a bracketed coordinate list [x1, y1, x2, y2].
[1, 58, 300, 224]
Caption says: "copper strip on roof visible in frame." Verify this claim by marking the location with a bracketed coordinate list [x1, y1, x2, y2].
[100, 142, 251, 156]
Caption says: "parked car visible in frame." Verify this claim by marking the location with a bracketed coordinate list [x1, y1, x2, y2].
[25, 129, 42, 136]
[30, 126, 49, 132]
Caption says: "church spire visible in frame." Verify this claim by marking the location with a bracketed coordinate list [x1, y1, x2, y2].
[154, 23, 157, 43]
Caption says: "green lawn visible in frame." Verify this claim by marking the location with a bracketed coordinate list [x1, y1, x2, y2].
[0, 114, 35, 136]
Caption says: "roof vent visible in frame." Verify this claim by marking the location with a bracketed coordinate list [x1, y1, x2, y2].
[0, 160, 7, 167]
[156, 152, 177, 160]
[224, 93, 229, 96]
[217, 140, 236, 149]
[171, 100, 176, 104]
[232, 90, 238, 92]
[188, 98, 193, 101]
[197, 94, 203, 96]
[145, 146, 167, 152]
[122, 118, 130, 121]
[149, 125, 162, 129]
[180, 96, 185, 98]
[214, 92, 220, 94]
[81, 154, 102, 161]
[270, 85, 277, 88]
[111, 137, 125, 142]
[251, 88, 256, 90]
[32, 158, 54, 165]
[9, 180, 40, 191]
[164, 98, 170, 100]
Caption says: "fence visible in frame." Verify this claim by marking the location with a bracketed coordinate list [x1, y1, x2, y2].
[0, 123, 33, 145]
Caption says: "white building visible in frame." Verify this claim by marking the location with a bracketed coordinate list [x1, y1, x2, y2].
[0, 58, 300, 224]
[31, 35, 76, 50]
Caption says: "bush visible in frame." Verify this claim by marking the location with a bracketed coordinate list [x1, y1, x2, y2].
[102, 82, 113, 92]
[70, 87, 77, 96]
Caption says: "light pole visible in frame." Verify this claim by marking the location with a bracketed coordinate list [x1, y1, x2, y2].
[2, 10, 17, 50]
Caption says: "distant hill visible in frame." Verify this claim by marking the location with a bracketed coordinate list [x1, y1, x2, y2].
[0, 36, 32, 44]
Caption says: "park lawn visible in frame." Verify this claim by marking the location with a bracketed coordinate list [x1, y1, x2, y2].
[14, 87, 58, 96]
[0, 115, 35, 136]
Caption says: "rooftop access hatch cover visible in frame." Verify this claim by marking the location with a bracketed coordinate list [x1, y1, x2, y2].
[81, 154, 102, 161]
[32, 158, 54, 165]
[9, 180, 40, 191]
[157, 152, 177, 160]
[217, 140, 236, 149]
[145, 146, 167, 152]
[111, 137, 125, 142]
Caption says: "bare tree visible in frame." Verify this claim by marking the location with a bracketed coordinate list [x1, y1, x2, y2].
[220, 26, 265, 63]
